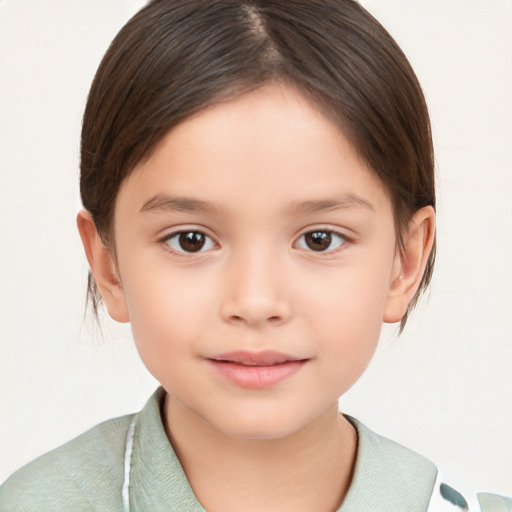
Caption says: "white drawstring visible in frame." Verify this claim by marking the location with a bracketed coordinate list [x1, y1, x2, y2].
[122, 418, 136, 512]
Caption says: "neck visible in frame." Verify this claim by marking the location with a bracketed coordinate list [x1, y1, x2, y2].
[163, 395, 357, 512]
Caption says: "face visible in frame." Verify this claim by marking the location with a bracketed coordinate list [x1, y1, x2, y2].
[111, 83, 402, 440]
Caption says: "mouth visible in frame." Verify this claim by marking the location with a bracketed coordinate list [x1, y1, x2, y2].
[207, 351, 308, 389]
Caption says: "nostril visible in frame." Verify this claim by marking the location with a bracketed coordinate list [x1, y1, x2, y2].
[226, 313, 284, 326]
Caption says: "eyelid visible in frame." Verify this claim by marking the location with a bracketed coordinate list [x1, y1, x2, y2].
[296, 224, 355, 241]
[157, 223, 217, 241]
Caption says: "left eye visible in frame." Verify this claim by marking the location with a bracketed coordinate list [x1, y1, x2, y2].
[295, 230, 346, 252]
[164, 231, 216, 253]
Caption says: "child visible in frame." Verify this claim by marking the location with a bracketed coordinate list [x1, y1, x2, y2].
[0, 1, 510, 510]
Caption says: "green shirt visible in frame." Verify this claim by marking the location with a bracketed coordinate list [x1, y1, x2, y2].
[1, 388, 509, 511]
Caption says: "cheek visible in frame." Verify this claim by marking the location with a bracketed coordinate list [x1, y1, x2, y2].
[301, 253, 394, 382]
[120, 260, 220, 373]
[302, 252, 393, 329]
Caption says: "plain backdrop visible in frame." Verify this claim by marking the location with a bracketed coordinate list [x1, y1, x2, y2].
[1, 0, 511, 495]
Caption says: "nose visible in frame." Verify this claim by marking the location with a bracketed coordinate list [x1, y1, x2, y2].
[220, 250, 292, 327]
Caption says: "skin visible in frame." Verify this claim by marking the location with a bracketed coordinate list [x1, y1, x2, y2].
[78, 83, 435, 512]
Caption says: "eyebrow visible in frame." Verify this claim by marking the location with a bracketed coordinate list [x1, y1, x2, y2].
[140, 194, 223, 214]
[287, 195, 376, 214]
[140, 193, 375, 215]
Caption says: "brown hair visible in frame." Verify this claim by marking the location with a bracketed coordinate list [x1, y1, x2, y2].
[80, 0, 435, 329]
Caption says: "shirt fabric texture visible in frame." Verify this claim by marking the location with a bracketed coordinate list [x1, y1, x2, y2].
[0, 387, 510, 512]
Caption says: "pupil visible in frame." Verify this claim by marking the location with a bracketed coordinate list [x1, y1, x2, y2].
[305, 231, 332, 251]
[179, 232, 205, 252]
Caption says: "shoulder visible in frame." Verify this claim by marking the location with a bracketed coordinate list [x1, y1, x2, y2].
[349, 415, 437, 483]
[0, 413, 134, 512]
[340, 415, 437, 510]
[343, 416, 511, 512]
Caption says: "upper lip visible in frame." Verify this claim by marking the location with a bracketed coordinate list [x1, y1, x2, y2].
[209, 350, 306, 366]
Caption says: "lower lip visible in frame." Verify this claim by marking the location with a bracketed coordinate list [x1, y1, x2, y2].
[208, 360, 306, 389]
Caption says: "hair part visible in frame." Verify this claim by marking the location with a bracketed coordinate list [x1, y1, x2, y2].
[80, 0, 436, 331]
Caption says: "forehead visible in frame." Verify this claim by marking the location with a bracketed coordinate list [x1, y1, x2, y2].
[116, 83, 391, 218]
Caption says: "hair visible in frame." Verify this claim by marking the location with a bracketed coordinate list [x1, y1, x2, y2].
[80, 0, 435, 330]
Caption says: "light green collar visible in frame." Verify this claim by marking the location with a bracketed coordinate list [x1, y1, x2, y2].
[340, 415, 437, 511]
[128, 388, 437, 511]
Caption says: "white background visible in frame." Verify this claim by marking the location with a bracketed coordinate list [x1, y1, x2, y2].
[1, 0, 511, 495]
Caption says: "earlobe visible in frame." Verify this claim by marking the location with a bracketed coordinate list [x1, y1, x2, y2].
[383, 206, 436, 324]
[76, 210, 130, 323]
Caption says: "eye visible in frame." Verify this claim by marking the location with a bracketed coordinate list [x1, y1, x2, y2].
[295, 230, 346, 253]
[163, 231, 216, 253]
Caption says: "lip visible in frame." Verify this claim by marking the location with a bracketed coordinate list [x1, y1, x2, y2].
[207, 351, 308, 389]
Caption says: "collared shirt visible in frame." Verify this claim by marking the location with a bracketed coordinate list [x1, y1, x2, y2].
[1, 388, 510, 511]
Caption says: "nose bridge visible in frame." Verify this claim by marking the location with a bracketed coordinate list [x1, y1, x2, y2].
[221, 243, 290, 326]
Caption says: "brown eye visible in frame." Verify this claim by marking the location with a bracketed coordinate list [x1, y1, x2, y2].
[179, 232, 205, 252]
[165, 231, 215, 253]
[296, 230, 345, 252]
[305, 231, 332, 251]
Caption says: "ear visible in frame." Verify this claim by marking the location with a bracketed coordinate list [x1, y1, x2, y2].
[76, 210, 129, 323]
[383, 206, 435, 323]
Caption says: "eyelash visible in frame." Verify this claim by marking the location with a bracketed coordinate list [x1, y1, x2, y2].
[159, 228, 349, 256]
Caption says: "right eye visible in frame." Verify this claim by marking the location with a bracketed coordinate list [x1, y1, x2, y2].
[163, 231, 216, 254]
